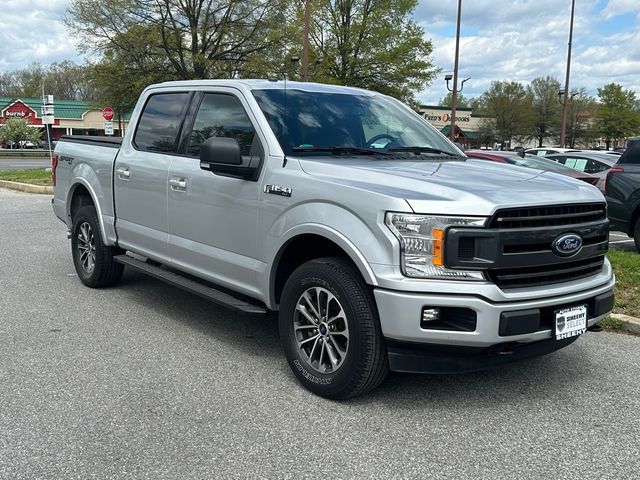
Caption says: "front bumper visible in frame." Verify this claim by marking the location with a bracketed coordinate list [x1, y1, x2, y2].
[374, 274, 615, 349]
[386, 336, 580, 374]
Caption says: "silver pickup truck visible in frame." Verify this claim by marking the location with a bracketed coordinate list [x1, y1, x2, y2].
[52, 80, 615, 399]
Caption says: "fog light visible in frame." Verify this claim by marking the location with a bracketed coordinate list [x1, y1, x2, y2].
[422, 308, 441, 323]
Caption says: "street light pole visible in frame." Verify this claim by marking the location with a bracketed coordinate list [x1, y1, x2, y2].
[301, 0, 312, 82]
[559, 0, 575, 148]
[449, 0, 463, 143]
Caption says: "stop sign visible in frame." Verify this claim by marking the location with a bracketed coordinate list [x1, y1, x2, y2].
[102, 106, 114, 121]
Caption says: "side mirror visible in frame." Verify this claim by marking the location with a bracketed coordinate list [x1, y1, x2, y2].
[200, 137, 242, 166]
[199, 136, 263, 181]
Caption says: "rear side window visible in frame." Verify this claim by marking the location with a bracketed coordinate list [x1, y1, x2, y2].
[620, 142, 640, 164]
[134, 93, 190, 153]
[186, 93, 256, 158]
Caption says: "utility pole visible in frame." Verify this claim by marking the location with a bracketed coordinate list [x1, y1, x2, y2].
[449, 0, 462, 143]
[559, 0, 575, 148]
[302, 0, 312, 81]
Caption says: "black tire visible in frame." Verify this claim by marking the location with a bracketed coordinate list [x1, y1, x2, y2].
[71, 205, 124, 287]
[279, 257, 388, 399]
[634, 219, 640, 253]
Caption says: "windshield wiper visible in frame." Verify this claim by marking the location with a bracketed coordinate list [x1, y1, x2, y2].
[388, 146, 458, 156]
[292, 146, 391, 156]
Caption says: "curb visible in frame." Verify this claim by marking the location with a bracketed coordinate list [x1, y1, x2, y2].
[0, 180, 53, 195]
[609, 313, 640, 335]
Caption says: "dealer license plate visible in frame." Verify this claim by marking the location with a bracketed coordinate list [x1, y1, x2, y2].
[554, 305, 587, 340]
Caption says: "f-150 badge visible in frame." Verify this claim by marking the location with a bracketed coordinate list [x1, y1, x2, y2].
[264, 185, 292, 197]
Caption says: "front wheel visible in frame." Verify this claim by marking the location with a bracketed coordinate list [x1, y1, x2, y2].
[279, 257, 388, 399]
[71, 205, 124, 287]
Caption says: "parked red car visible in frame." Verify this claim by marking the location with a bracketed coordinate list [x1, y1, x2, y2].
[465, 150, 599, 186]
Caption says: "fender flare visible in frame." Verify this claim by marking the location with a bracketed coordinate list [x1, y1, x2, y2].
[268, 223, 379, 308]
[66, 178, 110, 245]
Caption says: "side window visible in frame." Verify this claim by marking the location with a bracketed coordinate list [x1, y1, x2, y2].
[589, 160, 609, 173]
[564, 157, 587, 172]
[550, 155, 565, 165]
[186, 93, 256, 158]
[134, 93, 189, 153]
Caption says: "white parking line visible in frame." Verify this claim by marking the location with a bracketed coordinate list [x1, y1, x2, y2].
[610, 239, 634, 244]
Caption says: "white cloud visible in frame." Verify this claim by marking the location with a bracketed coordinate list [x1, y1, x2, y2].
[0, 0, 638, 107]
[601, 0, 639, 19]
[415, 0, 640, 105]
[0, 0, 82, 71]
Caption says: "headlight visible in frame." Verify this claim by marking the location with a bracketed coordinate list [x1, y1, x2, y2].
[385, 212, 487, 280]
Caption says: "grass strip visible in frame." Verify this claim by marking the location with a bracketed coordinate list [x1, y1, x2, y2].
[607, 249, 640, 319]
[0, 168, 52, 186]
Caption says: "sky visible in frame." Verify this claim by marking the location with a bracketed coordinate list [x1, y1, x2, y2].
[0, 0, 639, 106]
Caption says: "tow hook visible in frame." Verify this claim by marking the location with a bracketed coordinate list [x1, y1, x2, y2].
[587, 323, 603, 332]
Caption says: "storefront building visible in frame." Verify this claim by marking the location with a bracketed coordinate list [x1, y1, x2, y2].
[0, 97, 129, 142]
[418, 105, 487, 148]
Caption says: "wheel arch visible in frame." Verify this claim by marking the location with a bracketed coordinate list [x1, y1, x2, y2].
[67, 179, 110, 245]
[269, 229, 378, 309]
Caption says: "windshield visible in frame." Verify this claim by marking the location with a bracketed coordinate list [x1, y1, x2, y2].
[252, 88, 461, 157]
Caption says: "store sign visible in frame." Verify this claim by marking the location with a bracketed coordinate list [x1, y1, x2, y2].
[424, 111, 471, 123]
[1, 101, 38, 123]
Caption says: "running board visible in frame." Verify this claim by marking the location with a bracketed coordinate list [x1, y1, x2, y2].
[114, 255, 268, 315]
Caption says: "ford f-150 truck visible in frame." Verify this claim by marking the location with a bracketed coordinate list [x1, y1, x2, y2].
[52, 80, 614, 399]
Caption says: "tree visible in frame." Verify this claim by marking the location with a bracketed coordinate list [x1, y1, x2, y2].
[303, 0, 439, 104]
[4, 63, 46, 98]
[66, 0, 286, 80]
[595, 83, 640, 149]
[45, 61, 99, 101]
[565, 88, 596, 148]
[439, 92, 470, 108]
[528, 76, 561, 147]
[475, 118, 496, 148]
[477, 81, 533, 148]
[0, 62, 98, 100]
[0, 119, 41, 148]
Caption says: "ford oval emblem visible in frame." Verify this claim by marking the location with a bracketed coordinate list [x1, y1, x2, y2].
[552, 233, 583, 257]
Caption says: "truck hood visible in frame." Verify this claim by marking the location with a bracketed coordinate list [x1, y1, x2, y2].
[297, 157, 605, 216]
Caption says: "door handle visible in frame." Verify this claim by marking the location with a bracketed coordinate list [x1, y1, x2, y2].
[116, 167, 130, 179]
[169, 177, 188, 190]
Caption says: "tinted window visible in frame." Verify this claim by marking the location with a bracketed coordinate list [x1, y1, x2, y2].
[620, 142, 640, 164]
[186, 94, 256, 157]
[134, 93, 189, 153]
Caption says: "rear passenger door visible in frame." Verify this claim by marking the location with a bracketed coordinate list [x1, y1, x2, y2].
[166, 90, 266, 297]
[114, 92, 191, 261]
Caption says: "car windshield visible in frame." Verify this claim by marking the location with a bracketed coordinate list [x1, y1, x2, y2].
[252, 88, 461, 157]
[504, 154, 584, 174]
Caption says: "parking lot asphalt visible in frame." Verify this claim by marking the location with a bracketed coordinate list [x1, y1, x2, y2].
[1, 188, 639, 479]
[609, 231, 636, 252]
[0, 157, 51, 170]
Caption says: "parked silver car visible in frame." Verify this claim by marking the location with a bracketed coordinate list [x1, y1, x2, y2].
[545, 152, 618, 192]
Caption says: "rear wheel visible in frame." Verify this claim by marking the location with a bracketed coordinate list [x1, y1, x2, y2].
[71, 205, 124, 287]
[279, 257, 388, 399]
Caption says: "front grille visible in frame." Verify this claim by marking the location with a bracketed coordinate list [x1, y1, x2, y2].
[488, 255, 605, 288]
[489, 203, 606, 229]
